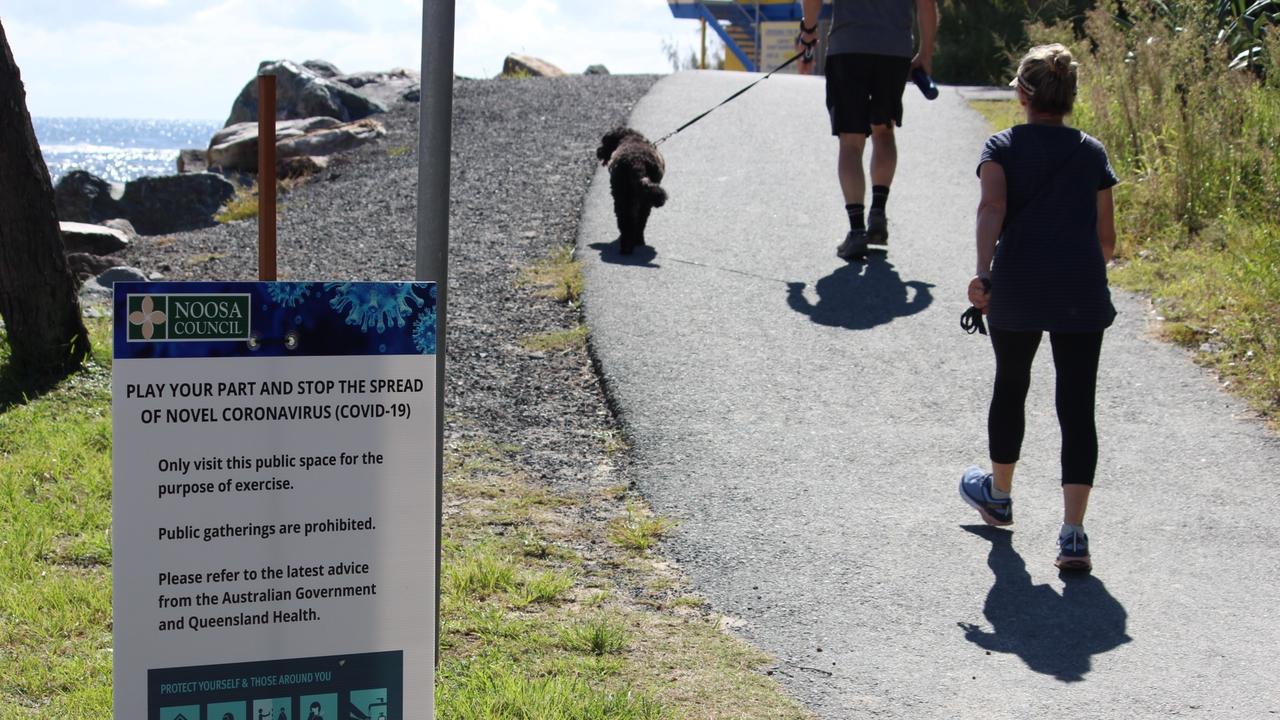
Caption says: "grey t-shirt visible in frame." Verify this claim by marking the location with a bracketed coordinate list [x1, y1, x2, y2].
[977, 125, 1120, 333]
[827, 0, 916, 58]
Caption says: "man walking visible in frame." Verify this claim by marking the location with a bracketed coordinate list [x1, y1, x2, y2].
[798, 0, 938, 259]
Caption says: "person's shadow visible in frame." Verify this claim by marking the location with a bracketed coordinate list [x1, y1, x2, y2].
[786, 256, 933, 330]
[588, 240, 660, 268]
[958, 526, 1131, 682]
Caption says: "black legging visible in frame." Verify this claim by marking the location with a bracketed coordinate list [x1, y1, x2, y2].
[988, 329, 1104, 486]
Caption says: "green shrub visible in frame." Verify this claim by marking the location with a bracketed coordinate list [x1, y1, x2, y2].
[934, 0, 1093, 84]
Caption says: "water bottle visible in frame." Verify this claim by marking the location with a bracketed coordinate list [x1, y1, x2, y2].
[911, 67, 939, 100]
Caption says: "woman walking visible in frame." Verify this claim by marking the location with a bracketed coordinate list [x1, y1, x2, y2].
[958, 44, 1118, 572]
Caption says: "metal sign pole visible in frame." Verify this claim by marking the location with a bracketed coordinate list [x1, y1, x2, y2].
[417, 0, 455, 669]
[257, 73, 277, 281]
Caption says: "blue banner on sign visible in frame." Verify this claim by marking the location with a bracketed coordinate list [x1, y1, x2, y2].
[114, 282, 437, 360]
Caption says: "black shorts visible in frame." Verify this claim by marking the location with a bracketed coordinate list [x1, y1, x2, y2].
[825, 53, 912, 136]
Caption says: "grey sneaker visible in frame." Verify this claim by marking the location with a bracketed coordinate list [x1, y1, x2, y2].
[1056, 529, 1092, 572]
[867, 208, 889, 246]
[959, 466, 1013, 526]
[837, 229, 869, 260]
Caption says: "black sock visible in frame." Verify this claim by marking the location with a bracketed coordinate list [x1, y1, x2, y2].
[845, 203, 865, 231]
[871, 185, 890, 212]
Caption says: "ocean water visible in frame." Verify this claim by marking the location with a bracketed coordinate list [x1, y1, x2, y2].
[32, 117, 221, 186]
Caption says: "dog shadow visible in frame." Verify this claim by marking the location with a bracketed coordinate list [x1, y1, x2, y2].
[786, 255, 933, 330]
[588, 240, 660, 268]
[957, 526, 1132, 682]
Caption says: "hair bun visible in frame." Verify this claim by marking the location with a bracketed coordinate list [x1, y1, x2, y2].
[1051, 48, 1077, 76]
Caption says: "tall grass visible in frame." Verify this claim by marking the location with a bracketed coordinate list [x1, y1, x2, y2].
[1029, 3, 1280, 418]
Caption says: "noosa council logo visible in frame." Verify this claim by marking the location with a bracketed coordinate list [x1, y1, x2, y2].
[127, 294, 251, 342]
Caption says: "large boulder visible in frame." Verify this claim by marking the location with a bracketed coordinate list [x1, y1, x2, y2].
[59, 221, 130, 255]
[275, 118, 385, 160]
[177, 148, 208, 174]
[585, 64, 610, 75]
[302, 59, 342, 78]
[117, 173, 237, 235]
[335, 68, 420, 107]
[53, 170, 123, 224]
[224, 59, 387, 127]
[207, 116, 344, 172]
[54, 171, 236, 235]
[502, 53, 566, 78]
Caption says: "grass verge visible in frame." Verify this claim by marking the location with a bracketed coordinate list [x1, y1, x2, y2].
[437, 437, 811, 719]
[518, 324, 589, 353]
[0, 317, 113, 717]
[519, 244, 584, 305]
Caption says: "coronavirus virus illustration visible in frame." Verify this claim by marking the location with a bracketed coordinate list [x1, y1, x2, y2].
[266, 282, 314, 308]
[325, 283, 426, 333]
[412, 308, 437, 354]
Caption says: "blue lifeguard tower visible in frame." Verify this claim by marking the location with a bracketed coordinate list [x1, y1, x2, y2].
[667, 0, 833, 72]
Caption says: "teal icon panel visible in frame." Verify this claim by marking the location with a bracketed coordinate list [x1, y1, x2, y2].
[160, 706, 200, 720]
[350, 688, 389, 720]
[208, 700, 246, 720]
[252, 697, 292, 720]
[300, 693, 336, 720]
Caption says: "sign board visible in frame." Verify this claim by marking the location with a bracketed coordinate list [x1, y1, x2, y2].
[112, 281, 437, 720]
[759, 21, 801, 74]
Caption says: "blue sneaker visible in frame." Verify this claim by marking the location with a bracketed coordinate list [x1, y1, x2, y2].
[959, 466, 1013, 526]
[1056, 529, 1092, 572]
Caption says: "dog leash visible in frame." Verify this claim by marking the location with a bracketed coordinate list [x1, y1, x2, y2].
[653, 47, 812, 147]
[960, 306, 987, 335]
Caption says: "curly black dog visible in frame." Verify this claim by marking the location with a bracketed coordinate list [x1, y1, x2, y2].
[596, 127, 667, 254]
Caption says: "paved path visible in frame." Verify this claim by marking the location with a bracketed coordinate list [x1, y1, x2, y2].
[579, 71, 1280, 719]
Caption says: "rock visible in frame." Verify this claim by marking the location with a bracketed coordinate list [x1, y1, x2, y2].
[278, 154, 330, 179]
[96, 266, 148, 289]
[224, 59, 387, 127]
[56, 170, 233, 234]
[79, 278, 112, 302]
[59, 221, 130, 255]
[102, 218, 139, 243]
[53, 170, 124, 224]
[66, 252, 125, 282]
[177, 148, 208, 173]
[302, 59, 342, 78]
[207, 117, 344, 172]
[276, 118, 385, 160]
[401, 85, 421, 103]
[335, 68, 420, 107]
[502, 53, 566, 78]
[118, 173, 237, 235]
[585, 64, 610, 75]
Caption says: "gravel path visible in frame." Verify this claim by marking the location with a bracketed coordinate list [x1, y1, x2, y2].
[124, 75, 657, 489]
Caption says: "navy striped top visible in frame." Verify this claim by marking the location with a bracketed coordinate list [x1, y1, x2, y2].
[977, 124, 1120, 333]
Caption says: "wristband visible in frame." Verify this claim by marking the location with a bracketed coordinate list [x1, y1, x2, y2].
[799, 19, 817, 34]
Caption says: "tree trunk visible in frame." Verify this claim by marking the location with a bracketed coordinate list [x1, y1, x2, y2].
[0, 19, 90, 377]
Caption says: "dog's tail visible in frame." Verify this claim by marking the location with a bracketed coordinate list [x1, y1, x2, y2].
[640, 177, 667, 208]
